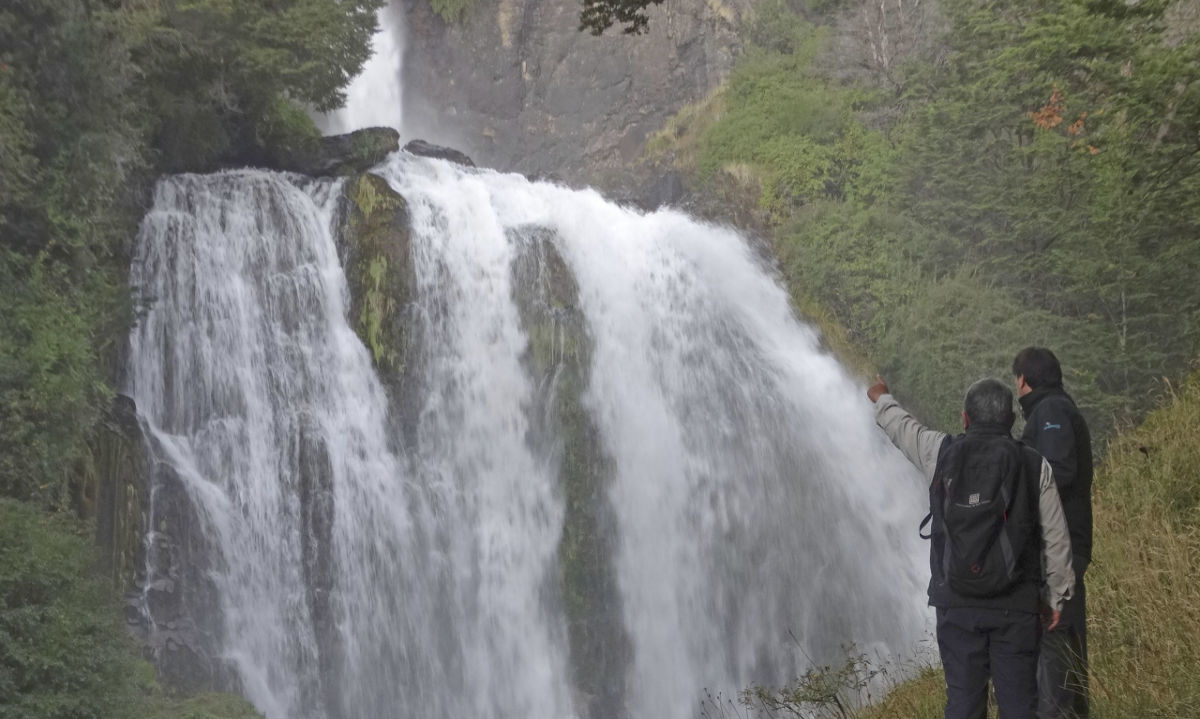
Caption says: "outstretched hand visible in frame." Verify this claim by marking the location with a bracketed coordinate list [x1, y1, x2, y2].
[867, 375, 889, 403]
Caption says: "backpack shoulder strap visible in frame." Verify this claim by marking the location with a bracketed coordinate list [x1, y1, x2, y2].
[919, 435, 956, 540]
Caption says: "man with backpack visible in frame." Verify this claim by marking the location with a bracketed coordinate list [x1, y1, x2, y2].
[1012, 347, 1093, 719]
[867, 376, 1074, 718]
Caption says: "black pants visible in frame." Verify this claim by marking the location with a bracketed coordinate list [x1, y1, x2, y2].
[1038, 571, 1088, 718]
[937, 606, 1040, 719]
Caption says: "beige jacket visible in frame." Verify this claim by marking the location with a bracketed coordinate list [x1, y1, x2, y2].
[874, 393, 1075, 612]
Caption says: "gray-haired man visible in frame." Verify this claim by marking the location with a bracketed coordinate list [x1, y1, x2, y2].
[868, 376, 1074, 719]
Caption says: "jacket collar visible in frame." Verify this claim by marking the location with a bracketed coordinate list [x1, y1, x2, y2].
[965, 420, 1013, 437]
[1018, 384, 1066, 419]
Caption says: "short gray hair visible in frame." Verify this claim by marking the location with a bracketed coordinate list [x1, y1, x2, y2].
[964, 378, 1015, 426]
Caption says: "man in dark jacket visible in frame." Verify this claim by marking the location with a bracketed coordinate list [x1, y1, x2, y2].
[1013, 347, 1093, 719]
[869, 376, 1074, 719]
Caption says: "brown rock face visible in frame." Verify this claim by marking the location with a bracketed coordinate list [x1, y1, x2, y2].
[401, 0, 753, 188]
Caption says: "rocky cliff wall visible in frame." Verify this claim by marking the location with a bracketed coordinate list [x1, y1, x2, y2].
[401, 0, 756, 188]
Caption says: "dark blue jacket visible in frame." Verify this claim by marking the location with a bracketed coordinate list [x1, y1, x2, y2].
[1019, 386, 1093, 570]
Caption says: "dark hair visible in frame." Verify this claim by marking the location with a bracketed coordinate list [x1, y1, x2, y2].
[964, 378, 1015, 427]
[1012, 347, 1063, 389]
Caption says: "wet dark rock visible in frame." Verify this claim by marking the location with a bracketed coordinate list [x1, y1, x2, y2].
[510, 229, 632, 719]
[85, 394, 147, 595]
[624, 171, 687, 211]
[335, 172, 421, 449]
[129, 459, 227, 693]
[267, 127, 400, 176]
[403, 139, 476, 167]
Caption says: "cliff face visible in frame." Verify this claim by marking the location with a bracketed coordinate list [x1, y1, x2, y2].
[401, 0, 755, 188]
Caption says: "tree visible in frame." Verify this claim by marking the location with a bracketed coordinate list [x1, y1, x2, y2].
[578, 0, 664, 35]
[137, 0, 384, 169]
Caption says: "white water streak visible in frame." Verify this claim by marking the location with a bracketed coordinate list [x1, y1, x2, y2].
[316, 2, 406, 134]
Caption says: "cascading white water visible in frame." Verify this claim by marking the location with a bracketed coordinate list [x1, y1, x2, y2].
[374, 155, 932, 719]
[128, 169, 575, 719]
[129, 157, 930, 719]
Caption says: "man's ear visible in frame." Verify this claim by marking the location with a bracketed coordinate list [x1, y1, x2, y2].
[962, 410, 970, 429]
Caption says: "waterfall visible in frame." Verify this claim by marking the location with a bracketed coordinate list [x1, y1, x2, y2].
[128, 157, 929, 719]
[375, 155, 932, 718]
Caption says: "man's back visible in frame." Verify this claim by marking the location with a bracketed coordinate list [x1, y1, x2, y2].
[870, 378, 1074, 719]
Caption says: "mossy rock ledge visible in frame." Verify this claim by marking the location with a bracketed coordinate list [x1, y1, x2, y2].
[336, 173, 418, 427]
[265, 127, 399, 176]
[510, 230, 632, 719]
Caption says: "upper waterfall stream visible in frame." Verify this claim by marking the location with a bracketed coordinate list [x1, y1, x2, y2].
[127, 155, 930, 719]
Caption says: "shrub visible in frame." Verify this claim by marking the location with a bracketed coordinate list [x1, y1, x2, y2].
[0, 499, 145, 716]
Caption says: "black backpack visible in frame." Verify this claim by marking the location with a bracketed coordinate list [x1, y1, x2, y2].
[920, 435, 1037, 599]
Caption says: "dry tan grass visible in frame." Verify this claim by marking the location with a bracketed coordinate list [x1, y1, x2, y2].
[643, 86, 728, 171]
[1084, 373, 1200, 717]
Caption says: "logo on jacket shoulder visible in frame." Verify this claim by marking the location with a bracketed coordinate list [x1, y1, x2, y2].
[1043, 422, 1062, 431]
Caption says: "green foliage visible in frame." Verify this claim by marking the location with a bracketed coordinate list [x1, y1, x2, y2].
[140, 0, 383, 170]
[0, 253, 111, 506]
[659, 0, 1200, 437]
[724, 648, 942, 719]
[0, 1, 149, 255]
[742, 651, 881, 718]
[695, 17, 884, 216]
[0, 499, 263, 718]
[578, 0, 664, 35]
[1085, 369, 1200, 717]
[0, 1, 140, 509]
[430, 0, 477, 24]
[256, 94, 322, 166]
[0, 498, 145, 716]
[143, 692, 265, 719]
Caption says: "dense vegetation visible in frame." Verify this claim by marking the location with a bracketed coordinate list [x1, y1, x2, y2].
[650, 0, 1200, 435]
[1, 1, 380, 715]
[0, 499, 264, 717]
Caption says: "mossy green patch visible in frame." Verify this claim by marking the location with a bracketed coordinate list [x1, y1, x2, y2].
[338, 173, 414, 389]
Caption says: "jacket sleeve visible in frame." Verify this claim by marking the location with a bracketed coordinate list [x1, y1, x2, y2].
[1028, 401, 1078, 491]
[873, 393, 947, 481]
[1036, 457, 1075, 611]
